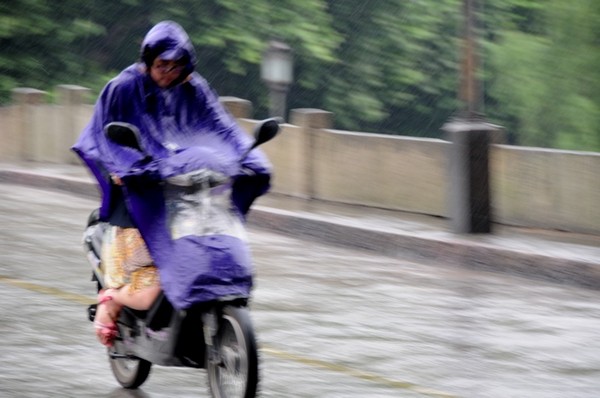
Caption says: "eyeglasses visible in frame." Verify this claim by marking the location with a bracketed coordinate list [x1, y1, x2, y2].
[152, 63, 185, 74]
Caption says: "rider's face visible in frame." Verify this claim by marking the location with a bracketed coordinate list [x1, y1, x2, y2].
[150, 58, 185, 88]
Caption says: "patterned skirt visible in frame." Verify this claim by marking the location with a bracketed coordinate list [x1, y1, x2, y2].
[101, 226, 160, 293]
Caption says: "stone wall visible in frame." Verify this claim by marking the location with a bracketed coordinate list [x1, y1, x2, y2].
[492, 146, 600, 234]
[1, 86, 598, 235]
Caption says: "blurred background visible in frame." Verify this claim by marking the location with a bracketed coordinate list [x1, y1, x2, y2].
[0, 0, 598, 151]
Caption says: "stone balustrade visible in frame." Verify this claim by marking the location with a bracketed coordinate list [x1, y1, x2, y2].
[1, 85, 599, 235]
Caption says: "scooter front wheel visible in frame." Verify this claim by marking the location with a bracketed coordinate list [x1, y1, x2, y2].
[206, 305, 259, 398]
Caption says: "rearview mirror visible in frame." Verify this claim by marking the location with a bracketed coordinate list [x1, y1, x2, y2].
[240, 118, 282, 161]
[104, 122, 145, 153]
[252, 117, 282, 148]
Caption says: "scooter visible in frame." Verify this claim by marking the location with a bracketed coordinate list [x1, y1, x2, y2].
[83, 118, 280, 397]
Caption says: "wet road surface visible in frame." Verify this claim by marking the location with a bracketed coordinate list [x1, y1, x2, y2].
[1, 183, 600, 397]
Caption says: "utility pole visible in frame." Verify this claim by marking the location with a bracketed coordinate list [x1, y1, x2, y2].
[459, 0, 480, 119]
[442, 0, 502, 234]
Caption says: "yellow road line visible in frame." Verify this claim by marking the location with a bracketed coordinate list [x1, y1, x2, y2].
[0, 275, 94, 305]
[1, 275, 459, 398]
[261, 346, 459, 398]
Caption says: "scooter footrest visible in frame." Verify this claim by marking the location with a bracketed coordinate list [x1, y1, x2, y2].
[88, 304, 97, 322]
[109, 351, 137, 360]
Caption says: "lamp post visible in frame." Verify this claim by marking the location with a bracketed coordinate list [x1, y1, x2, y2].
[261, 40, 293, 120]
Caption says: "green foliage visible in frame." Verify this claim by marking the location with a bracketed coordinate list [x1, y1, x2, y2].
[149, 0, 341, 116]
[0, 0, 598, 151]
[486, 0, 600, 151]
[0, 0, 107, 101]
[318, 0, 461, 136]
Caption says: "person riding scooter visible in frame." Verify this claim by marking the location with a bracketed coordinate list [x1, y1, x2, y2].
[72, 20, 271, 347]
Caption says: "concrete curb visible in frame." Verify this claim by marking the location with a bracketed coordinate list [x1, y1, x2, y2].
[248, 207, 600, 290]
[0, 169, 100, 199]
[2, 168, 599, 290]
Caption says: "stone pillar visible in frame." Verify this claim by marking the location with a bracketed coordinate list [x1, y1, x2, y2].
[11, 88, 47, 161]
[0, 102, 17, 161]
[290, 108, 333, 199]
[57, 85, 90, 163]
[442, 118, 502, 233]
[220, 96, 253, 119]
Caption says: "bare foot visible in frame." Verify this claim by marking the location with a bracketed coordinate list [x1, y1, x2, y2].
[94, 290, 121, 346]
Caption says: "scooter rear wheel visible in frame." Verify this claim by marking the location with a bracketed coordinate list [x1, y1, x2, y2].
[207, 305, 259, 398]
[108, 339, 152, 389]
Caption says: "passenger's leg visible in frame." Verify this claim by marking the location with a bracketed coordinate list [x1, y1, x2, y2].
[94, 282, 160, 346]
[96, 226, 159, 345]
[110, 284, 161, 310]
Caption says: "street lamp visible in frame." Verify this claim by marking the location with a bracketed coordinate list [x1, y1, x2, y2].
[261, 40, 293, 120]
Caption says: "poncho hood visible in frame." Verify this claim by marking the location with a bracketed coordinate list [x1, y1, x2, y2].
[141, 21, 196, 85]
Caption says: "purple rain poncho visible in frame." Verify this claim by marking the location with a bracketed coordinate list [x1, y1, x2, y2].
[72, 21, 271, 309]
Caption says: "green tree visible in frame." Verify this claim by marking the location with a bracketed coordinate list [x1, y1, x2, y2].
[0, 0, 341, 114]
[317, 0, 462, 137]
[486, 0, 600, 151]
[0, 0, 107, 102]
[1, 0, 598, 151]
[151, 0, 341, 117]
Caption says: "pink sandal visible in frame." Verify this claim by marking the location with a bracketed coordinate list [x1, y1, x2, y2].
[94, 290, 118, 347]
